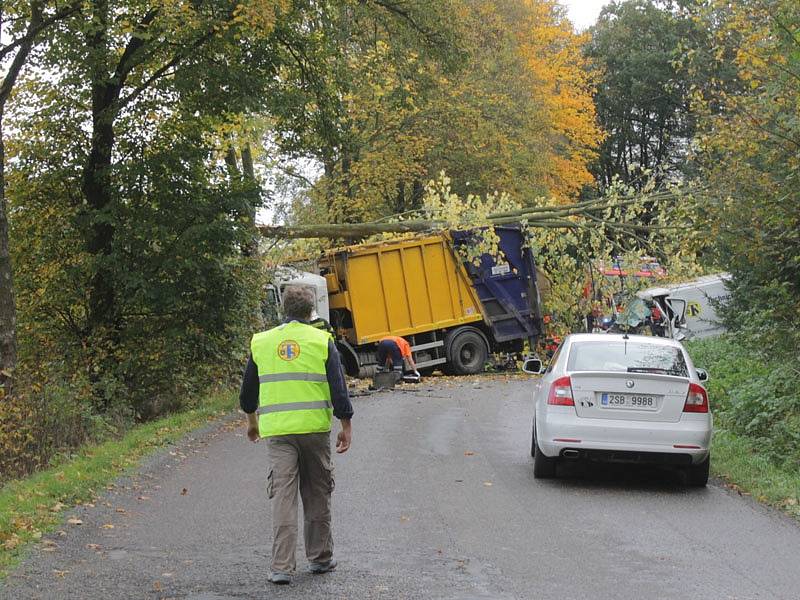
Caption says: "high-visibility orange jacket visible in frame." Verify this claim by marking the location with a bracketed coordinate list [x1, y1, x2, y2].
[381, 336, 412, 358]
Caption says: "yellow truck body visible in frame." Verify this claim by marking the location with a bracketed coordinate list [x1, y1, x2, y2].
[319, 234, 484, 346]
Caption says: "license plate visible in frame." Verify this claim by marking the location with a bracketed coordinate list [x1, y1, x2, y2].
[600, 393, 658, 410]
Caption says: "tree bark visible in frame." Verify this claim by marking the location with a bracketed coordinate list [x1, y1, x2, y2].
[241, 143, 259, 257]
[81, 0, 120, 337]
[0, 110, 17, 391]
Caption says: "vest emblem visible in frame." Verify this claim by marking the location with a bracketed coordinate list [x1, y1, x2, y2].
[278, 340, 301, 361]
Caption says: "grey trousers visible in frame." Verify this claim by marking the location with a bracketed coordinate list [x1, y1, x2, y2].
[266, 432, 335, 574]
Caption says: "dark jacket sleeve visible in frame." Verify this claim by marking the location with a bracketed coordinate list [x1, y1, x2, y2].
[326, 341, 354, 420]
[239, 355, 260, 414]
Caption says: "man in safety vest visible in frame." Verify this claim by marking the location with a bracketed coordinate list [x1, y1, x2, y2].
[239, 285, 354, 585]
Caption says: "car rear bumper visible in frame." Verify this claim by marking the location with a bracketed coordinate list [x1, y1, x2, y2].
[538, 409, 712, 465]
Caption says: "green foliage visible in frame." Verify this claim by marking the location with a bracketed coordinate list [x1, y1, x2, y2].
[278, 0, 602, 229]
[685, 0, 800, 334]
[8, 107, 263, 419]
[586, 0, 701, 188]
[688, 334, 800, 471]
[2, 0, 287, 476]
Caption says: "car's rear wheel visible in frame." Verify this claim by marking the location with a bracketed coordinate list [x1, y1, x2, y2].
[532, 422, 557, 478]
[683, 455, 710, 487]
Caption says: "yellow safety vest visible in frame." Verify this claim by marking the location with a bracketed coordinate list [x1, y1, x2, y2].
[251, 321, 333, 438]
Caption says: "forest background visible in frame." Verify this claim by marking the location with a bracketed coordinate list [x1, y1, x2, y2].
[0, 0, 798, 498]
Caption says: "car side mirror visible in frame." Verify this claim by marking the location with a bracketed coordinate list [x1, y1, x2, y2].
[696, 368, 709, 382]
[522, 358, 544, 375]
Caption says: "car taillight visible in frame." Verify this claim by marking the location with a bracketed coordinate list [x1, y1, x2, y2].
[547, 376, 574, 406]
[684, 383, 709, 413]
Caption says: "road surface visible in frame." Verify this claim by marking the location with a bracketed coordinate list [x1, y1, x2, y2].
[3, 376, 799, 599]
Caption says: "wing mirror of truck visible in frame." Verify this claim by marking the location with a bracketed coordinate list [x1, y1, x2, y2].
[522, 357, 544, 375]
[696, 368, 709, 382]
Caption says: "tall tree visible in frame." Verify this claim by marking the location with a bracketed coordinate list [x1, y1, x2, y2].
[277, 0, 603, 228]
[586, 0, 698, 189]
[508, 0, 603, 201]
[687, 0, 800, 347]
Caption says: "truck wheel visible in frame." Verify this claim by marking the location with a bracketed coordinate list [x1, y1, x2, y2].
[448, 329, 489, 375]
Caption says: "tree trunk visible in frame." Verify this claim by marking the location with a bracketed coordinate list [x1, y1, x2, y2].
[0, 110, 17, 392]
[81, 0, 124, 338]
[241, 143, 259, 257]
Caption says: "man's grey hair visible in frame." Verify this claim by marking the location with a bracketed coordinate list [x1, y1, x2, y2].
[282, 285, 315, 320]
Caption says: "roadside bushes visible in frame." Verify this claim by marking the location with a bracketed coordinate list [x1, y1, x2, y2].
[0, 376, 101, 481]
[1, 118, 265, 485]
[688, 334, 800, 471]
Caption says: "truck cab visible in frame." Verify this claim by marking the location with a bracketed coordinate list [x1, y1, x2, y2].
[264, 267, 330, 326]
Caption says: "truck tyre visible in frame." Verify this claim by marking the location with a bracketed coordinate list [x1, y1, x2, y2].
[447, 329, 489, 375]
[683, 455, 710, 487]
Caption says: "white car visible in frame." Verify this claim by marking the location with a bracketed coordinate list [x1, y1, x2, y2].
[525, 334, 713, 485]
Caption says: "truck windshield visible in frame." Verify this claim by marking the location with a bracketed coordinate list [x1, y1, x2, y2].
[567, 341, 688, 377]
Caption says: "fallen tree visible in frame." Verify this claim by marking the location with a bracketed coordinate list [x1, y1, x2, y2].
[257, 187, 692, 240]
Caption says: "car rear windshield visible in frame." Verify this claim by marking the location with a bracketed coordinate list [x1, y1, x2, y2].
[567, 341, 689, 377]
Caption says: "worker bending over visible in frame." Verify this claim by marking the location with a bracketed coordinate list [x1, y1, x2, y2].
[377, 335, 421, 382]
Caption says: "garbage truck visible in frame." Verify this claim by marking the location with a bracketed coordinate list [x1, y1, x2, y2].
[267, 226, 544, 377]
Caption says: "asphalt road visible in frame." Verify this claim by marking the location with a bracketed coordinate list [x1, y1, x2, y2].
[3, 377, 800, 600]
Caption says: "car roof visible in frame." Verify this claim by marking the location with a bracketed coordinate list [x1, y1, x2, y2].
[564, 333, 684, 349]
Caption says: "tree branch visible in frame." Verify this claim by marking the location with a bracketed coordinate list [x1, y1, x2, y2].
[0, 1, 44, 107]
[112, 8, 160, 89]
[0, 1, 80, 63]
[117, 29, 216, 109]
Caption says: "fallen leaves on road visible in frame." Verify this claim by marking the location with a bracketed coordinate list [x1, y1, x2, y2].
[66, 518, 83, 526]
[483, 482, 493, 487]
[180, 488, 188, 496]
[101, 524, 114, 530]
[86, 543, 102, 551]
[115, 508, 127, 514]
[464, 451, 475, 456]
[53, 570, 69, 578]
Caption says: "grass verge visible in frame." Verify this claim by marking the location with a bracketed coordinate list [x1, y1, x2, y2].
[711, 427, 800, 521]
[0, 388, 236, 579]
